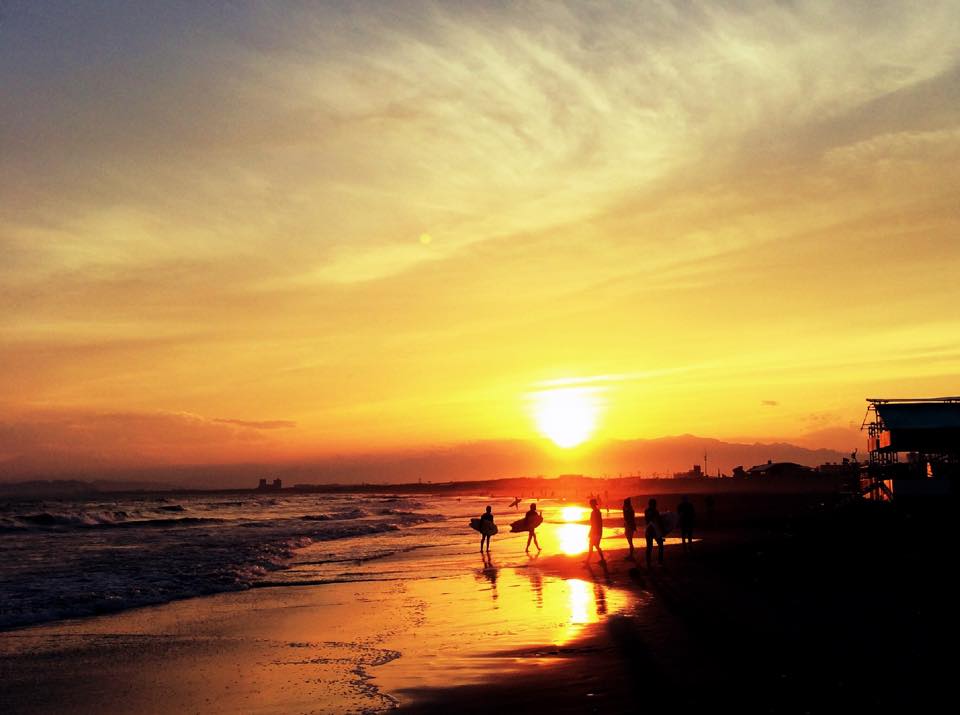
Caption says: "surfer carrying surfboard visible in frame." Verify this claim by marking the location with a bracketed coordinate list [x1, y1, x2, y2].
[585, 499, 605, 564]
[479, 506, 495, 552]
[524, 503, 542, 553]
[644, 498, 665, 566]
[470, 506, 498, 551]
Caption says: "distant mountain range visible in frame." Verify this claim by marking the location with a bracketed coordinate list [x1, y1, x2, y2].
[0, 434, 852, 490]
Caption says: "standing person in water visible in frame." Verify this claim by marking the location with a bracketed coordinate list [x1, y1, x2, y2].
[586, 498, 605, 564]
[622, 497, 637, 560]
[678, 495, 695, 553]
[479, 505, 495, 553]
[644, 498, 664, 567]
[525, 503, 542, 553]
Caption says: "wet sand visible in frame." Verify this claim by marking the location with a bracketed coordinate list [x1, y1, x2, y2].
[1, 498, 952, 714]
[0, 515, 639, 714]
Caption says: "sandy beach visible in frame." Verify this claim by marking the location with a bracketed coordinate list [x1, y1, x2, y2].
[1, 494, 952, 714]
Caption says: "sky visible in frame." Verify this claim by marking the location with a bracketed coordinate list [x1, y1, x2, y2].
[2, 1, 959, 475]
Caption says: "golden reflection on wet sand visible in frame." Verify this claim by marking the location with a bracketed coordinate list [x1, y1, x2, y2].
[374, 562, 629, 697]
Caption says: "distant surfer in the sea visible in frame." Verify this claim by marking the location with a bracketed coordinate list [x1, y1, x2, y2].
[644, 498, 664, 566]
[586, 499, 605, 564]
[524, 503, 542, 553]
[622, 497, 636, 561]
[678, 495, 695, 552]
[509, 496, 521, 510]
[479, 506, 495, 553]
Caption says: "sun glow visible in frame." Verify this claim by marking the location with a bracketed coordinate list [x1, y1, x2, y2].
[561, 506, 586, 522]
[531, 387, 601, 448]
[557, 523, 590, 555]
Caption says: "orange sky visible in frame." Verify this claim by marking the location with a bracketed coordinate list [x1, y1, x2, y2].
[1, 2, 959, 473]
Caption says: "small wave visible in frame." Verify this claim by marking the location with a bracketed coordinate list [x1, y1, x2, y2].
[116, 517, 226, 528]
[301, 508, 367, 521]
[8, 512, 224, 531]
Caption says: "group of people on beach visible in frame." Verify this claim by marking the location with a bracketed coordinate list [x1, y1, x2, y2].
[474, 495, 696, 566]
[621, 495, 695, 565]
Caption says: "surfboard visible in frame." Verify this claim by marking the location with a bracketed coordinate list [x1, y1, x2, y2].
[509, 512, 543, 533]
[643, 511, 678, 539]
[630, 497, 679, 538]
[470, 518, 498, 536]
[659, 511, 678, 536]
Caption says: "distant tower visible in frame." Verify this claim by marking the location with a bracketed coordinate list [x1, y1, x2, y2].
[704, 452, 708, 478]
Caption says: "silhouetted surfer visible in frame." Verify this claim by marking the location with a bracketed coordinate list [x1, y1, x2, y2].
[525, 503, 541, 553]
[622, 497, 636, 560]
[644, 498, 664, 566]
[678, 495, 695, 553]
[586, 498, 605, 564]
[479, 505, 494, 553]
[509, 496, 521, 510]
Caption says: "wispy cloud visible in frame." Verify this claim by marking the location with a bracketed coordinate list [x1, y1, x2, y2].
[213, 418, 296, 430]
[1, 2, 959, 467]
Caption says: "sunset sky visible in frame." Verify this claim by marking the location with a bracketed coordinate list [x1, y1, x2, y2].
[2, 1, 959, 474]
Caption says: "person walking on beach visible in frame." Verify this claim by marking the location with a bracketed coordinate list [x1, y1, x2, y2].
[644, 498, 664, 567]
[586, 498, 605, 564]
[479, 505, 495, 553]
[622, 497, 636, 560]
[525, 503, 542, 553]
[678, 495, 695, 553]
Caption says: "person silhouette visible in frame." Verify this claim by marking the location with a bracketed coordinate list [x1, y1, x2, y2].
[644, 498, 664, 566]
[586, 498, 605, 564]
[678, 495, 695, 552]
[622, 497, 636, 560]
[479, 505, 495, 553]
[525, 503, 542, 553]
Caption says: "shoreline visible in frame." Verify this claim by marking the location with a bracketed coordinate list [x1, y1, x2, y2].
[2, 499, 952, 713]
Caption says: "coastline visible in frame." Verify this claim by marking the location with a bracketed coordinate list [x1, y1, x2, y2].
[1, 498, 951, 714]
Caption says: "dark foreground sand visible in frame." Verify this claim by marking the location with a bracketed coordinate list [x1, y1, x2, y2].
[404, 498, 956, 714]
[1, 497, 953, 714]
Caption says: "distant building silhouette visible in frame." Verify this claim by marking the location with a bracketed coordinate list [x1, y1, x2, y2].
[256, 478, 283, 492]
[744, 461, 815, 479]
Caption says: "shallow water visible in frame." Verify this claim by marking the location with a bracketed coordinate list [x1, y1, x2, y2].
[2, 494, 640, 713]
[2, 493, 639, 629]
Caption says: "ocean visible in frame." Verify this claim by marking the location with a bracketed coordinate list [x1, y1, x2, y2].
[0, 492, 458, 630]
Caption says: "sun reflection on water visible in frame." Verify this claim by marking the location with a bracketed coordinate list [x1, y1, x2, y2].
[560, 506, 586, 522]
[557, 523, 590, 555]
[567, 578, 590, 624]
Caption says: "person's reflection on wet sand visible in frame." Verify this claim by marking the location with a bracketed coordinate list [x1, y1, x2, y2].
[584, 559, 611, 586]
[593, 580, 608, 616]
[525, 563, 544, 608]
[581, 565, 611, 617]
[476, 552, 499, 603]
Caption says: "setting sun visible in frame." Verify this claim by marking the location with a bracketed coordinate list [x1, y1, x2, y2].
[532, 388, 601, 448]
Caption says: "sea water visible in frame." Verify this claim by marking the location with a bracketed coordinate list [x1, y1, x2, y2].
[0, 492, 450, 629]
[1, 492, 631, 631]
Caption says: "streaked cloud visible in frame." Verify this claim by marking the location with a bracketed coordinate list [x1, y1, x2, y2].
[1, 1, 959, 472]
